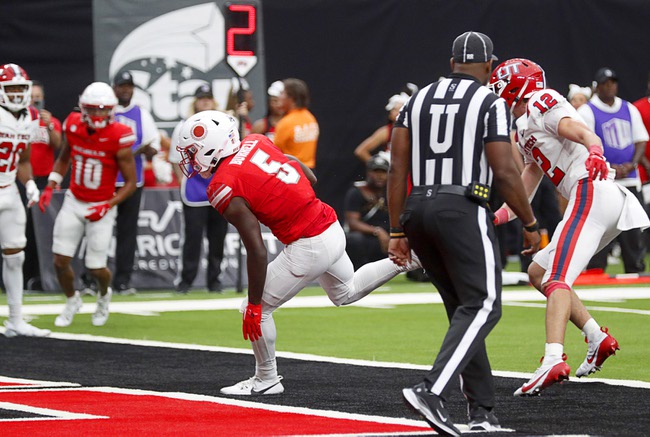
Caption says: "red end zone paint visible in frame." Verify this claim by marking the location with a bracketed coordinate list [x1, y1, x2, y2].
[0, 389, 431, 436]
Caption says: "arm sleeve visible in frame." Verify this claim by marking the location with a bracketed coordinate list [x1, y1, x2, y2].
[629, 103, 650, 142]
[484, 97, 511, 143]
[140, 108, 161, 150]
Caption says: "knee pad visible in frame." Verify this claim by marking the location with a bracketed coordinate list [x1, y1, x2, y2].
[2, 251, 25, 270]
[542, 281, 570, 298]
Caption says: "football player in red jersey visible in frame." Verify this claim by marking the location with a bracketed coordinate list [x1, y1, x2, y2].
[175, 110, 421, 395]
[0, 63, 50, 338]
[38, 82, 137, 328]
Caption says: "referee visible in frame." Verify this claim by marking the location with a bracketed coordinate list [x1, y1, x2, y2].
[389, 31, 540, 435]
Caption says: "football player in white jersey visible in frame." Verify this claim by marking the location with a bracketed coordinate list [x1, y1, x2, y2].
[0, 63, 50, 337]
[489, 59, 649, 396]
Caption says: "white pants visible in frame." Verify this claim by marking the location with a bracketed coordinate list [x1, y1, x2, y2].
[534, 178, 650, 286]
[0, 183, 26, 249]
[52, 191, 117, 269]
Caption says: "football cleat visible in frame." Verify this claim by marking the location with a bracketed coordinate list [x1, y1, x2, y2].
[576, 327, 620, 377]
[514, 353, 570, 396]
[92, 288, 112, 327]
[3, 320, 51, 338]
[220, 376, 284, 396]
[54, 291, 83, 327]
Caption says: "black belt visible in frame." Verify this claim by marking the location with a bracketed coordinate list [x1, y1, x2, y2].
[410, 185, 468, 197]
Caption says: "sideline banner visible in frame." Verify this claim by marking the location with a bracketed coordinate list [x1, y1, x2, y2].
[32, 188, 283, 292]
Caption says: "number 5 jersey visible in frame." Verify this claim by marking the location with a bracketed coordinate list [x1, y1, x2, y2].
[63, 112, 135, 202]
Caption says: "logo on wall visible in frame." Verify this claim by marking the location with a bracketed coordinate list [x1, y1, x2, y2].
[95, 1, 265, 129]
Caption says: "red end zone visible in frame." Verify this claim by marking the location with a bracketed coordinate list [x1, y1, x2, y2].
[0, 388, 431, 436]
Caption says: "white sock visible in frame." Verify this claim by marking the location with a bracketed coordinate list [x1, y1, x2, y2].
[582, 318, 604, 343]
[542, 343, 564, 365]
[3, 252, 25, 324]
[252, 311, 278, 381]
[341, 257, 418, 305]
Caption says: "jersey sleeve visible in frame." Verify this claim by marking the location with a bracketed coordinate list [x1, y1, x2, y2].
[140, 108, 161, 150]
[207, 180, 235, 214]
[484, 97, 511, 143]
[394, 97, 411, 129]
[117, 124, 136, 149]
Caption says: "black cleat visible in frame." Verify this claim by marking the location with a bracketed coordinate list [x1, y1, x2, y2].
[402, 382, 460, 436]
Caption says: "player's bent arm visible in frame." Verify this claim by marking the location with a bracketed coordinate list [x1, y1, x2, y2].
[354, 126, 389, 163]
[286, 155, 317, 185]
[222, 197, 267, 305]
[112, 147, 137, 207]
[47, 135, 72, 189]
[556, 117, 602, 150]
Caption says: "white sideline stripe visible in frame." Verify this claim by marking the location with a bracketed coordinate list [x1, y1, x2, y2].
[0, 376, 79, 388]
[0, 401, 107, 422]
[3, 287, 650, 317]
[1, 330, 648, 391]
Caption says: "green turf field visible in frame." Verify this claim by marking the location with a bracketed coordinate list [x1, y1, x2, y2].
[5, 273, 649, 383]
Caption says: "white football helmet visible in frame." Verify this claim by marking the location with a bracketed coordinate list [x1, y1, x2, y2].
[0, 63, 32, 112]
[79, 82, 118, 129]
[176, 110, 241, 178]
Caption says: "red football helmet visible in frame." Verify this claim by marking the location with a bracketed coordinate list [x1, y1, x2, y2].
[0, 63, 32, 112]
[79, 82, 118, 129]
[489, 58, 546, 108]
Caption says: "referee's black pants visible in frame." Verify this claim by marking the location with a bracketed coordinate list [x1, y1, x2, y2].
[112, 186, 143, 289]
[402, 188, 502, 410]
[179, 204, 228, 290]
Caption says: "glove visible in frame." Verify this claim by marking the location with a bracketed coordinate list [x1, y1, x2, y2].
[493, 208, 509, 226]
[39, 186, 53, 213]
[85, 202, 111, 222]
[585, 145, 608, 181]
[25, 180, 40, 208]
[242, 302, 262, 341]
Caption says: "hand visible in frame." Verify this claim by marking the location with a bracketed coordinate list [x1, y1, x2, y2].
[85, 202, 111, 222]
[39, 109, 52, 125]
[25, 180, 40, 208]
[493, 208, 509, 225]
[242, 302, 262, 341]
[585, 145, 608, 181]
[38, 186, 53, 212]
[388, 237, 411, 267]
[521, 228, 541, 257]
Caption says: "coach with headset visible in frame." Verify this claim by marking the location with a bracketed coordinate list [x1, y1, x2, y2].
[388, 31, 540, 435]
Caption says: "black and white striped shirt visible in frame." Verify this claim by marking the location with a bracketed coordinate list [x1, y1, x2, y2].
[395, 73, 510, 187]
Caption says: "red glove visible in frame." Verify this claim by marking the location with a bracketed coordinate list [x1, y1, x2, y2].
[85, 202, 111, 222]
[38, 186, 53, 213]
[585, 145, 608, 181]
[242, 302, 262, 341]
[493, 208, 509, 226]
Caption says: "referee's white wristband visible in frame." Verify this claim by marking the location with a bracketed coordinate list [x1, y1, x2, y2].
[47, 172, 64, 185]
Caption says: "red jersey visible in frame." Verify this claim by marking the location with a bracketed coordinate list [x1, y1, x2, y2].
[633, 97, 650, 183]
[64, 112, 135, 202]
[30, 114, 62, 177]
[207, 134, 336, 245]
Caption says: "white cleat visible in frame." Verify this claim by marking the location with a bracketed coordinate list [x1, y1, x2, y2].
[3, 320, 51, 338]
[220, 376, 284, 395]
[54, 291, 83, 327]
[514, 354, 570, 396]
[92, 288, 112, 327]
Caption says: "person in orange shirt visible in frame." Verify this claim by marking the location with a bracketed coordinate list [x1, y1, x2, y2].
[274, 78, 319, 169]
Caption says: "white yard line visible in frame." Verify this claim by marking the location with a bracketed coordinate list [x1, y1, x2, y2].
[3, 287, 650, 317]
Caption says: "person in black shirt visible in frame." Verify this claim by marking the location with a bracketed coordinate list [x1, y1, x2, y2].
[389, 31, 540, 435]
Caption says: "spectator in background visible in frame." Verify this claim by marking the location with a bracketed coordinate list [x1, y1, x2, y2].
[344, 152, 390, 270]
[354, 92, 409, 163]
[143, 129, 175, 188]
[169, 84, 228, 293]
[567, 83, 592, 110]
[578, 68, 649, 273]
[23, 80, 63, 290]
[252, 80, 285, 142]
[111, 70, 161, 295]
[633, 72, 650, 249]
[274, 78, 319, 170]
[226, 77, 255, 137]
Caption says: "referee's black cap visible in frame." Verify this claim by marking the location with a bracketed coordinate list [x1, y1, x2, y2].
[452, 31, 498, 64]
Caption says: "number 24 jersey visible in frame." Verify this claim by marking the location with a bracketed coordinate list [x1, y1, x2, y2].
[64, 112, 135, 202]
[207, 134, 337, 245]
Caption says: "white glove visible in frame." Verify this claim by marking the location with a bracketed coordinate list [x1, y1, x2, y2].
[152, 153, 173, 185]
[25, 179, 40, 208]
